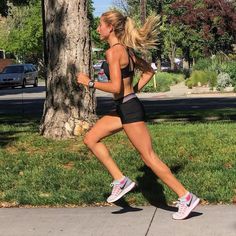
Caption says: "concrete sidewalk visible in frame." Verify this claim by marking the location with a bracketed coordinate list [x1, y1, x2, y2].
[0, 205, 235, 236]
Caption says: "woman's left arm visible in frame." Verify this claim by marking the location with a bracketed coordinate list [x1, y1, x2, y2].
[132, 55, 155, 93]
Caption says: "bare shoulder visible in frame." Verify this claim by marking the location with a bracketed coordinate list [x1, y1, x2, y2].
[105, 46, 122, 63]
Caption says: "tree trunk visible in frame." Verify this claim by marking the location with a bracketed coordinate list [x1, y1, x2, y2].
[183, 47, 190, 70]
[40, 0, 96, 139]
[169, 43, 176, 71]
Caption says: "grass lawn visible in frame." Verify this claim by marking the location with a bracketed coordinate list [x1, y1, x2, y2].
[0, 115, 235, 207]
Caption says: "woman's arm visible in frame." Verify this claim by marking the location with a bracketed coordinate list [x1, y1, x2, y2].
[132, 54, 155, 93]
[77, 49, 122, 94]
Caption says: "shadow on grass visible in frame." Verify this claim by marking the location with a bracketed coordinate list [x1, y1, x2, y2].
[136, 165, 203, 218]
[136, 165, 184, 212]
[109, 164, 183, 214]
[0, 115, 40, 148]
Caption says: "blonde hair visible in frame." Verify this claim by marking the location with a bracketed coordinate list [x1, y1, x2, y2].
[101, 10, 160, 51]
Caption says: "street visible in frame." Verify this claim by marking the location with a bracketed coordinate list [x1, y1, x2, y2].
[1, 82, 236, 122]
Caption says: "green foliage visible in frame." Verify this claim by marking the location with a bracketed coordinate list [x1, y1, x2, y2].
[91, 17, 108, 61]
[139, 72, 184, 92]
[193, 58, 212, 71]
[186, 70, 217, 89]
[216, 72, 232, 91]
[0, 0, 43, 63]
[191, 54, 236, 90]
[223, 61, 236, 87]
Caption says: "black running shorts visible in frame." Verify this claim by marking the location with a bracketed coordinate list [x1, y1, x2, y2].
[115, 96, 146, 124]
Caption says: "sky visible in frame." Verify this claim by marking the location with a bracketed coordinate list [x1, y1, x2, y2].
[93, 0, 114, 17]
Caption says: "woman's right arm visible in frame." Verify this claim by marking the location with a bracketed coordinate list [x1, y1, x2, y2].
[132, 55, 155, 93]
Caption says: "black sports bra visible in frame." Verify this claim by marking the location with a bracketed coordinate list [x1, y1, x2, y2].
[101, 43, 135, 80]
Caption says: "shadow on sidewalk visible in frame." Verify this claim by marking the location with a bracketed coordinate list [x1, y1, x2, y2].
[136, 165, 177, 212]
[111, 199, 143, 214]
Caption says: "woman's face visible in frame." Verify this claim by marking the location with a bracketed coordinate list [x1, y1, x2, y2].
[97, 17, 112, 41]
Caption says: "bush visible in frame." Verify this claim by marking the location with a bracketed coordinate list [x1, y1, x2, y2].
[189, 54, 235, 91]
[193, 58, 212, 71]
[222, 61, 236, 87]
[208, 71, 218, 88]
[141, 72, 184, 92]
[216, 73, 232, 91]
[185, 70, 217, 89]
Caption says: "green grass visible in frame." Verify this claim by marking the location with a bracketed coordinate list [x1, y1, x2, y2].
[0, 115, 235, 207]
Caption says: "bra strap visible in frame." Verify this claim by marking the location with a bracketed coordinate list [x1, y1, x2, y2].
[111, 43, 121, 47]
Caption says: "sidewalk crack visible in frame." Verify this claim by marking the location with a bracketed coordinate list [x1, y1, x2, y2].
[145, 207, 157, 236]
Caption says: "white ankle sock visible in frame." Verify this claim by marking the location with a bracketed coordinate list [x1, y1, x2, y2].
[180, 192, 190, 201]
[118, 176, 126, 183]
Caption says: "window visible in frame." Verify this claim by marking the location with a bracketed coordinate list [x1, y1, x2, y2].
[3, 66, 24, 73]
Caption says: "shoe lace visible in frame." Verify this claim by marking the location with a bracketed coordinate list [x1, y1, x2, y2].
[110, 182, 121, 196]
[176, 200, 187, 214]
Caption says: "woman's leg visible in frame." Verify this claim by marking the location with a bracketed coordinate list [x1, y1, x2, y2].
[83, 112, 124, 180]
[123, 121, 187, 198]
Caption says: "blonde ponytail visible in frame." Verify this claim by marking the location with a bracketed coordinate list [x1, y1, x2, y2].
[121, 15, 160, 51]
[101, 10, 160, 52]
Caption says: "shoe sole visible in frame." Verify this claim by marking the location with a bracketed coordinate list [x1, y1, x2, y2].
[173, 197, 200, 220]
[107, 182, 136, 203]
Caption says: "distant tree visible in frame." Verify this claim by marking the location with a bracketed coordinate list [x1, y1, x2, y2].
[170, 0, 236, 55]
[0, 0, 43, 63]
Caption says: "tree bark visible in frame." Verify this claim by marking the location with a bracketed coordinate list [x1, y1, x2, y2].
[169, 43, 176, 71]
[40, 0, 96, 139]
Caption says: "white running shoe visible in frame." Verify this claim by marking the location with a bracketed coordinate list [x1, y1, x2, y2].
[172, 193, 200, 220]
[107, 177, 136, 203]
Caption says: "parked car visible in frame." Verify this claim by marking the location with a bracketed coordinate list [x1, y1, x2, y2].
[93, 60, 105, 71]
[0, 64, 38, 88]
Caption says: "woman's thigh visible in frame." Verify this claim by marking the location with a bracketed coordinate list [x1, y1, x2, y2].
[122, 121, 153, 155]
[85, 112, 123, 143]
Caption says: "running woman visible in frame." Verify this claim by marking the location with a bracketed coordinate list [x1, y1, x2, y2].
[77, 10, 200, 220]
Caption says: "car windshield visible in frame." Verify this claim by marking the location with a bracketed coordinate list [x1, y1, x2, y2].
[2, 66, 24, 73]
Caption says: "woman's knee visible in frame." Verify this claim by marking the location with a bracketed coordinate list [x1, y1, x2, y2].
[83, 133, 97, 149]
[140, 150, 155, 167]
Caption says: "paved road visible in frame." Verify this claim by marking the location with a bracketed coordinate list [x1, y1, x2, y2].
[1, 82, 236, 122]
[0, 83, 45, 115]
[0, 205, 235, 236]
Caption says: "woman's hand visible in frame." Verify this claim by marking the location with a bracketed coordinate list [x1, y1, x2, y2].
[77, 72, 90, 87]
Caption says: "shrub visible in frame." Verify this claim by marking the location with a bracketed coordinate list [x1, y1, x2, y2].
[140, 72, 184, 93]
[207, 71, 217, 88]
[222, 61, 236, 87]
[185, 79, 194, 89]
[216, 73, 232, 91]
[187, 70, 208, 87]
[185, 70, 217, 89]
[193, 58, 212, 71]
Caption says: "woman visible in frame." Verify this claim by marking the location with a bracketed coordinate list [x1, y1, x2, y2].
[77, 10, 200, 220]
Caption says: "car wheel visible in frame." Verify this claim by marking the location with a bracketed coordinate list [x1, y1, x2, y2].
[33, 78, 38, 87]
[22, 79, 26, 88]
